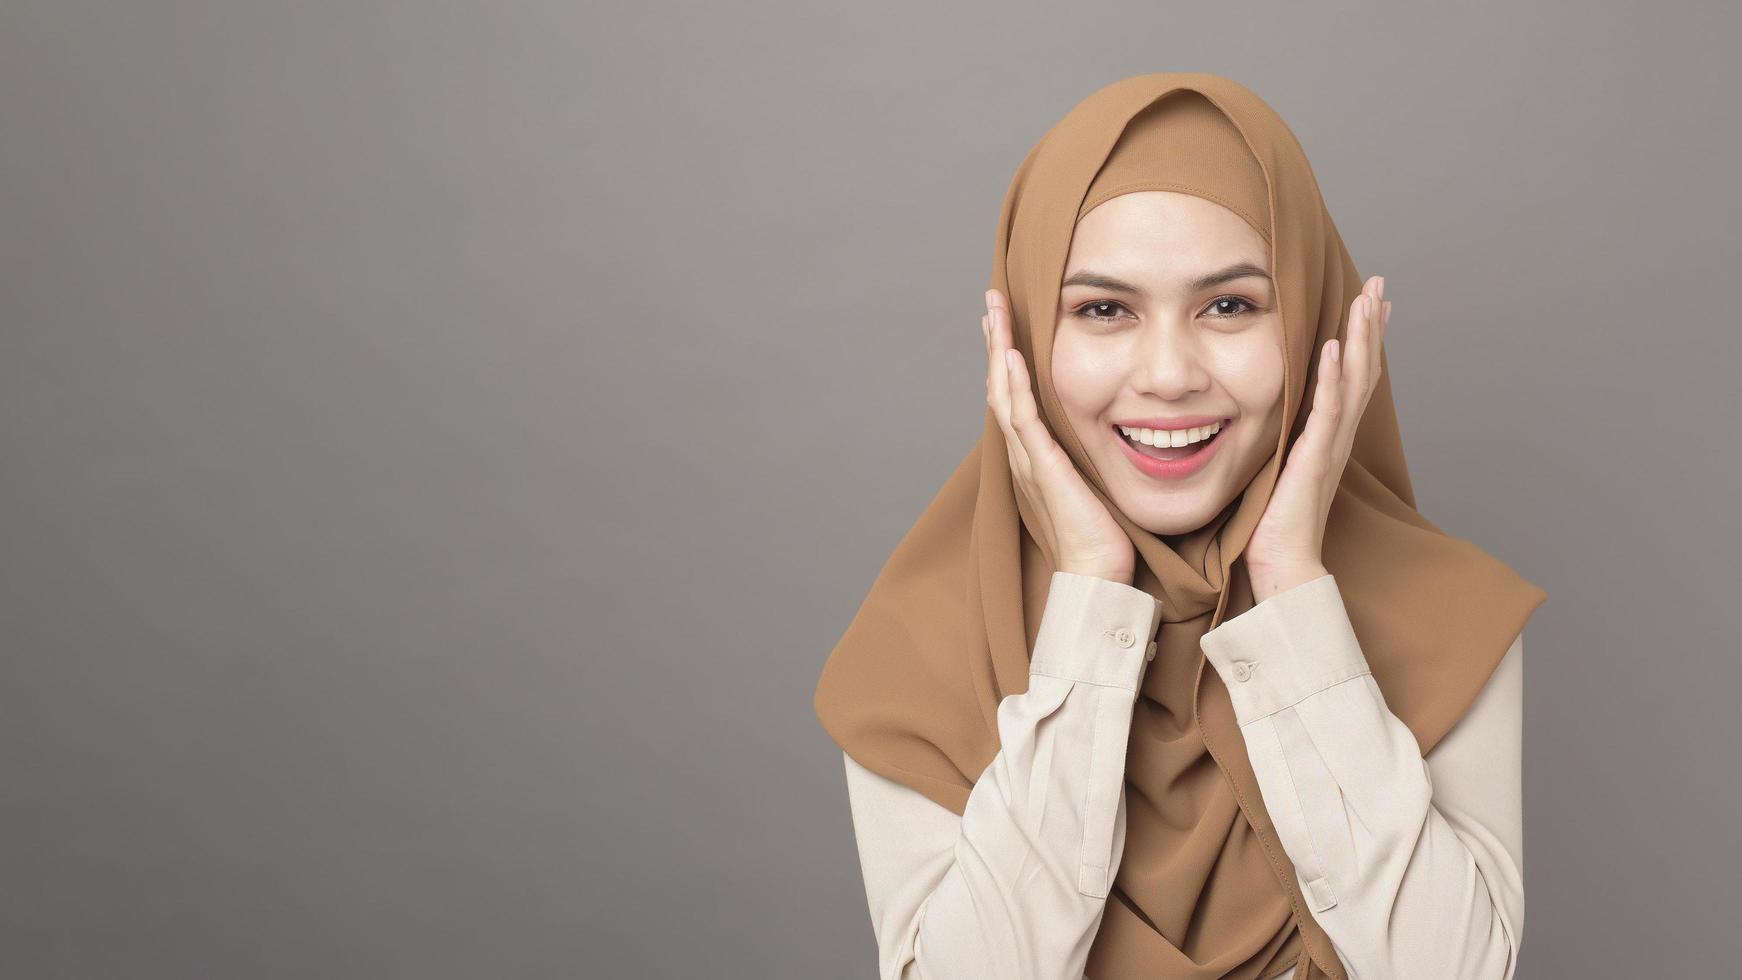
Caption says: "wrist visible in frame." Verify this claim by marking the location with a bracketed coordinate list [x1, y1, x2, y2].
[1246, 561, 1329, 603]
[1058, 564, 1134, 587]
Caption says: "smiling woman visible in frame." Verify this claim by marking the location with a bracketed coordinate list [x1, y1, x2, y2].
[1054, 189, 1285, 530]
[816, 72, 1545, 980]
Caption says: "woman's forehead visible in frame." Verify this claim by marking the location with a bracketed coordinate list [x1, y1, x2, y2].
[1067, 196, 1271, 287]
[1074, 191, 1268, 253]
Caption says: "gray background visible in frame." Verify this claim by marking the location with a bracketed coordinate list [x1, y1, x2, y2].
[2, 1, 1735, 977]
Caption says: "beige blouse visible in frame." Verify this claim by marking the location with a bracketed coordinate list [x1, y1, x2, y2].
[841, 571, 1525, 980]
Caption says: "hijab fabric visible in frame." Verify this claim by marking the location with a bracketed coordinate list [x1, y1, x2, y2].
[813, 72, 1547, 980]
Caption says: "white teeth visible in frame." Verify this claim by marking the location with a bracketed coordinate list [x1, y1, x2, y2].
[1117, 420, 1223, 447]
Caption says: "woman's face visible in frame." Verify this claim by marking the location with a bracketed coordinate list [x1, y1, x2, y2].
[1051, 191, 1286, 537]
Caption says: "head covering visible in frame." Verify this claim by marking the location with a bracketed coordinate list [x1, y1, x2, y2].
[814, 72, 1547, 980]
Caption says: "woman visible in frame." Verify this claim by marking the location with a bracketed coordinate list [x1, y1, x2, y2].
[813, 73, 1545, 980]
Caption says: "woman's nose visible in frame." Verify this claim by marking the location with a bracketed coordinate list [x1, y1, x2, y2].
[1131, 326, 1211, 397]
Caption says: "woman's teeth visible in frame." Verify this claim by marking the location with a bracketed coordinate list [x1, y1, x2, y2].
[1117, 420, 1223, 448]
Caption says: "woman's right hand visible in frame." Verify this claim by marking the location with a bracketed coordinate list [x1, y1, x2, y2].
[983, 288, 1135, 586]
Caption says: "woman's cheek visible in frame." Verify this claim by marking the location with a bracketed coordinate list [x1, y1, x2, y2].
[1214, 329, 1285, 415]
[1214, 330, 1287, 472]
[1049, 331, 1121, 420]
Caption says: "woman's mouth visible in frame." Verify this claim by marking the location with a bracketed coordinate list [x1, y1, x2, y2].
[1112, 419, 1230, 479]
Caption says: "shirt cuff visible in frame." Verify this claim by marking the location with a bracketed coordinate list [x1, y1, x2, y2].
[1028, 571, 1164, 695]
[1197, 572, 1372, 725]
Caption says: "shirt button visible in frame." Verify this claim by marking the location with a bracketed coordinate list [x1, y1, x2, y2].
[1112, 628, 1136, 648]
[1231, 661, 1253, 681]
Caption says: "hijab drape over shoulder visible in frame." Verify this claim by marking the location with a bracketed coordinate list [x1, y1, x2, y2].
[814, 72, 1547, 980]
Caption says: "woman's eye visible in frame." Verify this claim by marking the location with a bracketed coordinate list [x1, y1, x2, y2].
[1074, 300, 1133, 324]
[1204, 295, 1257, 318]
[1074, 296, 1258, 325]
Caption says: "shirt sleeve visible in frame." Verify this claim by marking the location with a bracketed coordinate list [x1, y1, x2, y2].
[1197, 572, 1526, 980]
[841, 570, 1163, 980]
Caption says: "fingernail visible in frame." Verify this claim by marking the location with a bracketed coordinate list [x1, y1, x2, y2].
[1330, 339, 1341, 362]
[985, 289, 996, 310]
[1005, 349, 1017, 369]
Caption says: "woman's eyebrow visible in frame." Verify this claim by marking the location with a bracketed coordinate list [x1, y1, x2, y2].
[1060, 262, 1273, 295]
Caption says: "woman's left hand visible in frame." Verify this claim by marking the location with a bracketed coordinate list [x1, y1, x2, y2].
[1243, 275, 1391, 603]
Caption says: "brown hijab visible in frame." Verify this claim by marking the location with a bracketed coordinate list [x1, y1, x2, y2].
[813, 72, 1547, 980]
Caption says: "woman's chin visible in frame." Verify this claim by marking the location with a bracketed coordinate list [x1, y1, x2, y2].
[1104, 467, 1238, 536]
[1114, 495, 1221, 537]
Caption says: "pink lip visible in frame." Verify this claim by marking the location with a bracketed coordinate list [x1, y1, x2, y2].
[1112, 419, 1230, 480]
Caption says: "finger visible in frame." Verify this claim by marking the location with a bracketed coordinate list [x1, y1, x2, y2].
[1361, 277, 1381, 388]
[986, 297, 1032, 471]
[1343, 292, 1375, 427]
[1371, 296, 1387, 392]
[1374, 276, 1386, 372]
[1363, 289, 1383, 396]
[982, 311, 993, 390]
[1004, 346, 1056, 470]
[986, 309, 1007, 424]
[1377, 298, 1391, 386]
[982, 294, 995, 381]
[1305, 336, 1343, 453]
[984, 299, 1004, 413]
